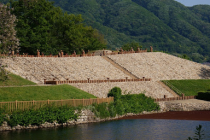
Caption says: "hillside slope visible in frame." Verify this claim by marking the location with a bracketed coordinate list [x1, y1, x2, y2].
[49, 0, 210, 62]
[134, 0, 210, 55]
[1, 0, 210, 62]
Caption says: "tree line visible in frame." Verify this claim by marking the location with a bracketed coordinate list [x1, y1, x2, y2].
[0, 0, 106, 55]
[50, 0, 210, 62]
[2, 0, 210, 62]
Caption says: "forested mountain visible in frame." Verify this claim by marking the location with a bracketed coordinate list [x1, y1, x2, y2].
[48, 0, 210, 62]
[189, 5, 210, 23]
[1, 0, 210, 62]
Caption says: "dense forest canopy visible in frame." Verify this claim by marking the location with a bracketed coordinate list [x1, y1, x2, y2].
[49, 0, 210, 62]
[0, 0, 106, 55]
[1, 0, 210, 62]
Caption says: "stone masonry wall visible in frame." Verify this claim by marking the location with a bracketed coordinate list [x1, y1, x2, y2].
[69, 81, 174, 98]
[1, 56, 131, 84]
[158, 100, 210, 112]
[2, 52, 210, 99]
[108, 52, 210, 81]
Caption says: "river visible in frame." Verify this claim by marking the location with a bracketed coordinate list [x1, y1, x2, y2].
[1, 119, 210, 140]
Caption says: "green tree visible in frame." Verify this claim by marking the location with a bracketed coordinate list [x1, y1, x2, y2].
[180, 54, 191, 60]
[11, 0, 55, 54]
[0, 64, 8, 81]
[187, 125, 205, 140]
[50, 0, 210, 62]
[52, 13, 106, 54]
[11, 0, 106, 55]
[0, 3, 19, 53]
[122, 42, 142, 51]
[107, 87, 122, 101]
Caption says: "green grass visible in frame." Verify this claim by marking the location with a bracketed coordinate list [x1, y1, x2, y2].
[0, 74, 36, 86]
[162, 79, 210, 96]
[0, 84, 96, 101]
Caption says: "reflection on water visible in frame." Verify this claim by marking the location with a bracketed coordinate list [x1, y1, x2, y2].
[1, 119, 210, 140]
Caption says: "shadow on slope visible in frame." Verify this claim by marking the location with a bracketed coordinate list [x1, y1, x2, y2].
[199, 67, 210, 79]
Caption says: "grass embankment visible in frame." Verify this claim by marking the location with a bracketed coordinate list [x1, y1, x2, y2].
[0, 87, 159, 127]
[0, 84, 96, 102]
[162, 79, 210, 96]
[0, 74, 36, 86]
[0, 73, 97, 127]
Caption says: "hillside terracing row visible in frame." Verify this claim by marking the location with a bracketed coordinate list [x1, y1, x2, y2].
[1, 56, 131, 84]
[70, 81, 173, 98]
[108, 52, 210, 81]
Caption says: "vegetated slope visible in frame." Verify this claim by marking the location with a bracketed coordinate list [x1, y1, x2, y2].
[0, 84, 96, 101]
[2, 0, 210, 62]
[1, 56, 131, 84]
[189, 5, 210, 25]
[0, 74, 36, 86]
[133, 0, 210, 61]
[162, 79, 210, 96]
[108, 52, 210, 81]
[50, 0, 210, 62]
[52, 0, 194, 51]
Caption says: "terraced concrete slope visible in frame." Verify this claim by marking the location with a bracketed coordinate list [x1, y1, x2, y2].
[70, 81, 173, 98]
[2, 52, 209, 98]
[102, 56, 139, 79]
[108, 52, 210, 81]
[2, 56, 131, 84]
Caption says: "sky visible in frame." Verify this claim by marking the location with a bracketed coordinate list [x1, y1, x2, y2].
[175, 0, 210, 6]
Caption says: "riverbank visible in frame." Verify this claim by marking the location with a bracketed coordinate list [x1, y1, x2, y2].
[119, 110, 210, 121]
[1, 99, 210, 131]
[1, 110, 210, 132]
[0, 109, 161, 131]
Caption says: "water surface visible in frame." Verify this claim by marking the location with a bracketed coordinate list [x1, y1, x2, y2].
[1, 119, 210, 140]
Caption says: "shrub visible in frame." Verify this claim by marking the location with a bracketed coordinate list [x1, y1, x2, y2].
[120, 94, 159, 113]
[107, 87, 122, 101]
[92, 103, 110, 119]
[197, 91, 210, 101]
[114, 100, 125, 115]
[93, 88, 160, 118]
[8, 105, 78, 127]
[0, 65, 9, 82]
[0, 108, 6, 126]
[56, 106, 78, 123]
[8, 111, 24, 127]
[108, 102, 116, 117]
